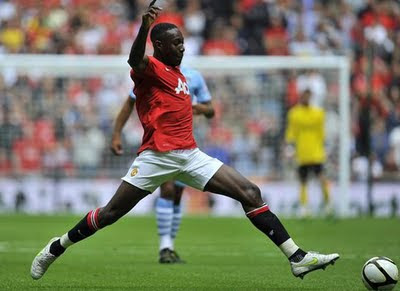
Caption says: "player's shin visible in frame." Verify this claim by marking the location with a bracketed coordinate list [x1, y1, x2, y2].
[300, 183, 308, 206]
[156, 197, 174, 250]
[49, 208, 102, 256]
[246, 204, 307, 262]
[322, 180, 330, 204]
[171, 203, 182, 242]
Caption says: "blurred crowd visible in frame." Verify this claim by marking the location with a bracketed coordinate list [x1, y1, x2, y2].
[0, 0, 400, 180]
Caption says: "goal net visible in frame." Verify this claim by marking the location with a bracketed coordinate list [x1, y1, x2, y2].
[0, 54, 351, 216]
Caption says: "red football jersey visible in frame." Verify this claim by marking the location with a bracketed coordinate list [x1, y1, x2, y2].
[130, 56, 197, 154]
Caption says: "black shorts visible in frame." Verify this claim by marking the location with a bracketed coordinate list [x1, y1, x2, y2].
[297, 164, 323, 182]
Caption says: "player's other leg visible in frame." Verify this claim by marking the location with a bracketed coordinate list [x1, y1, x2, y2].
[170, 182, 185, 263]
[31, 181, 150, 280]
[298, 165, 310, 217]
[156, 181, 184, 263]
[157, 181, 174, 263]
[204, 165, 339, 279]
[314, 164, 332, 216]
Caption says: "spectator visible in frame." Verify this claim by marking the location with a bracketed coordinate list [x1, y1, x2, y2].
[153, 0, 184, 27]
[42, 140, 73, 178]
[0, 107, 22, 157]
[71, 124, 105, 177]
[182, 0, 205, 56]
[202, 22, 240, 55]
[313, 19, 342, 54]
[0, 0, 399, 180]
[0, 148, 12, 175]
[352, 153, 383, 181]
[296, 70, 327, 107]
[34, 113, 56, 151]
[12, 122, 42, 175]
[0, 0, 16, 22]
[289, 28, 319, 56]
[263, 13, 289, 55]
[389, 126, 400, 169]
[0, 17, 24, 53]
[184, 0, 206, 36]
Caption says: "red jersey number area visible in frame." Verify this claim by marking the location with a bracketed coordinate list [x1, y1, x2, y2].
[130, 56, 197, 154]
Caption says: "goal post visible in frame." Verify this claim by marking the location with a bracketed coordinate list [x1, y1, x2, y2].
[0, 54, 351, 217]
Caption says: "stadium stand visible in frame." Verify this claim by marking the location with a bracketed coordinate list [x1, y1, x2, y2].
[0, 0, 399, 180]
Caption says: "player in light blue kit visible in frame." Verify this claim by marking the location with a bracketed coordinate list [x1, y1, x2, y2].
[156, 66, 214, 263]
[155, 66, 214, 263]
[110, 66, 214, 263]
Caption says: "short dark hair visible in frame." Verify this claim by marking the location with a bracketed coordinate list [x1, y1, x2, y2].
[150, 23, 178, 43]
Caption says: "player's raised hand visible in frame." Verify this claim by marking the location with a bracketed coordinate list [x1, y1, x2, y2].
[142, 0, 162, 29]
[111, 135, 123, 156]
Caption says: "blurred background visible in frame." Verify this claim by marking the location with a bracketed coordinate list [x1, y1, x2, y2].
[0, 0, 399, 217]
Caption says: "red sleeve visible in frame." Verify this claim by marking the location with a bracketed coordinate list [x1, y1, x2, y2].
[130, 56, 161, 81]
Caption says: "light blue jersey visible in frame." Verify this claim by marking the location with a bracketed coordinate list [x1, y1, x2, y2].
[180, 66, 211, 104]
[129, 66, 211, 104]
[129, 89, 136, 100]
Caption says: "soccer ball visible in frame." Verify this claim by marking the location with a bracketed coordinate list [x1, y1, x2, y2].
[362, 257, 398, 290]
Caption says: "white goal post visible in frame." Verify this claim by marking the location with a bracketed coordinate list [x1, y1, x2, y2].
[0, 54, 351, 217]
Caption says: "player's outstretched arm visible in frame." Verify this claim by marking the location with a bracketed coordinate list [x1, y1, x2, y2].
[127, 0, 162, 72]
[111, 97, 135, 155]
[192, 102, 215, 118]
[191, 71, 214, 118]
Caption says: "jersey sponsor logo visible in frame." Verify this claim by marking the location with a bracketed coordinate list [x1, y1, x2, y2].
[130, 167, 138, 177]
[175, 78, 189, 95]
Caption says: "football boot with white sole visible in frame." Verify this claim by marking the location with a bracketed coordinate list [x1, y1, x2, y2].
[291, 251, 340, 279]
[31, 237, 59, 280]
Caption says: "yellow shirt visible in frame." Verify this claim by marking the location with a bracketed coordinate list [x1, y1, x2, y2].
[0, 28, 24, 51]
[285, 105, 325, 165]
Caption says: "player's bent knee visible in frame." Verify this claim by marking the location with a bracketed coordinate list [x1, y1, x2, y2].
[242, 184, 263, 208]
[160, 183, 176, 200]
[160, 190, 174, 200]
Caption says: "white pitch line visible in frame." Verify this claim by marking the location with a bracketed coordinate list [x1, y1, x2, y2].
[0, 241, 392, 261]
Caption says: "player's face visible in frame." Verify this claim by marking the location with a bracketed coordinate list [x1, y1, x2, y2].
[300, 91, 311, 105]
[161, 28, 185, 66]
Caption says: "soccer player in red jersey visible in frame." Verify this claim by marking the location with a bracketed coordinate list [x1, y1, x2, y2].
[31, 1, 339, 280]
[112, 70, 214, 265]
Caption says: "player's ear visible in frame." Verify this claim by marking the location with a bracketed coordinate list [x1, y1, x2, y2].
[154, 40, 162, 50]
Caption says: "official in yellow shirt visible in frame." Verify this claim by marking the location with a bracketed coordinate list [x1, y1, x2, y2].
[285, 89, 330, 216]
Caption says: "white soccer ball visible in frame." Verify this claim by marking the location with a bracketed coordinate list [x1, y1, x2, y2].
[362, 257, 398, 290]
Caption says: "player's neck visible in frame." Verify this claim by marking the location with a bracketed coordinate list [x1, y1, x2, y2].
[153, 53, 172, 67]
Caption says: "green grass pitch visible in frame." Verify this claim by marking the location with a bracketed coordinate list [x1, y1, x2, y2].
[0, 215, 399, 290]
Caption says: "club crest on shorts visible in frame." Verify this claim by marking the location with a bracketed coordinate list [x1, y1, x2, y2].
[130, 167, 138, 177]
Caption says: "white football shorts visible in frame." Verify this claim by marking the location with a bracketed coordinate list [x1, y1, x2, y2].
[122, 148, 223, 193]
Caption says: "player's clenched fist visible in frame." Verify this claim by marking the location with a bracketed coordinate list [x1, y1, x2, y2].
[110, 135, 123, 156]
[142, 0, 162, 29]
